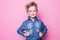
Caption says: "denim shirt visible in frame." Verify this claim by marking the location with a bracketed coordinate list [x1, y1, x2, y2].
[17, 16, 47, 40]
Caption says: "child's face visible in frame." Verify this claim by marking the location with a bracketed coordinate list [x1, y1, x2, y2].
[27, 6, 37, 18]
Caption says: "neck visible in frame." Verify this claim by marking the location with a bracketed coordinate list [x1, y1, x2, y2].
[30, 17, 35, 22]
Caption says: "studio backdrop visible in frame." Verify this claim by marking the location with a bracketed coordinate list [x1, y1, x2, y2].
[0, 0, 60, 40]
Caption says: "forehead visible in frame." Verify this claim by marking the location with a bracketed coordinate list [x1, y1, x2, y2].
[28, 6, 36, 10]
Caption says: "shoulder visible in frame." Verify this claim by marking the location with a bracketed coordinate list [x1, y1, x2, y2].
[36, 18, 42, 23]
[36, 18, 44, 25]
[22, 19, 30, 24]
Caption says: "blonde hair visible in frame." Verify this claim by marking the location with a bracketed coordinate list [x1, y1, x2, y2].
[25, 1, 38, 12]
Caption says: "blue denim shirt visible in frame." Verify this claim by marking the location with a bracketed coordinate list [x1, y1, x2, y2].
[17, 16, 47, 40]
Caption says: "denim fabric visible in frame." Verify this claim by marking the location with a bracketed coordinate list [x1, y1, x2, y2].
[17, 16, 47, 40]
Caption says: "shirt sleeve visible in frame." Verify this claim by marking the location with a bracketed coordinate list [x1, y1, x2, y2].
[41, 21, 47, 36]
[17, 21, 27, 37]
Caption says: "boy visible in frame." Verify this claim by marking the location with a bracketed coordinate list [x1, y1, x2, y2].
[17, 1, 47, 40]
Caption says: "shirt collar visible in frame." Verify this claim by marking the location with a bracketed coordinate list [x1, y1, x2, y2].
[28, 16, 38, 21]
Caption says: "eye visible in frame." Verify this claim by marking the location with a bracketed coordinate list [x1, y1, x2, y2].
[33, 10, 36, 12]
[29, 10, 32, 12]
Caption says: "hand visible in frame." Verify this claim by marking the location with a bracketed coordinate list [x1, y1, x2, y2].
[24, 31, 30, 37]
[39, 32, 43, 37]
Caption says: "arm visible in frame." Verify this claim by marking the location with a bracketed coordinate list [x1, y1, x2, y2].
[40, 21, 47, 36]
[17, 21, 27, 37]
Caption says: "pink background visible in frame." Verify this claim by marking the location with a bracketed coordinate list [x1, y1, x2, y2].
[0, 0, 60, 40]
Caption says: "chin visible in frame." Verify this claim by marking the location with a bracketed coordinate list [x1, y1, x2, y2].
[31, 16, 36, 18]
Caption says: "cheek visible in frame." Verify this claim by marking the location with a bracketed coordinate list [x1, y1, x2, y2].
[34, 12, 36, 14]
[28, 12, 32, 16]
[33, 12, 37, 15]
